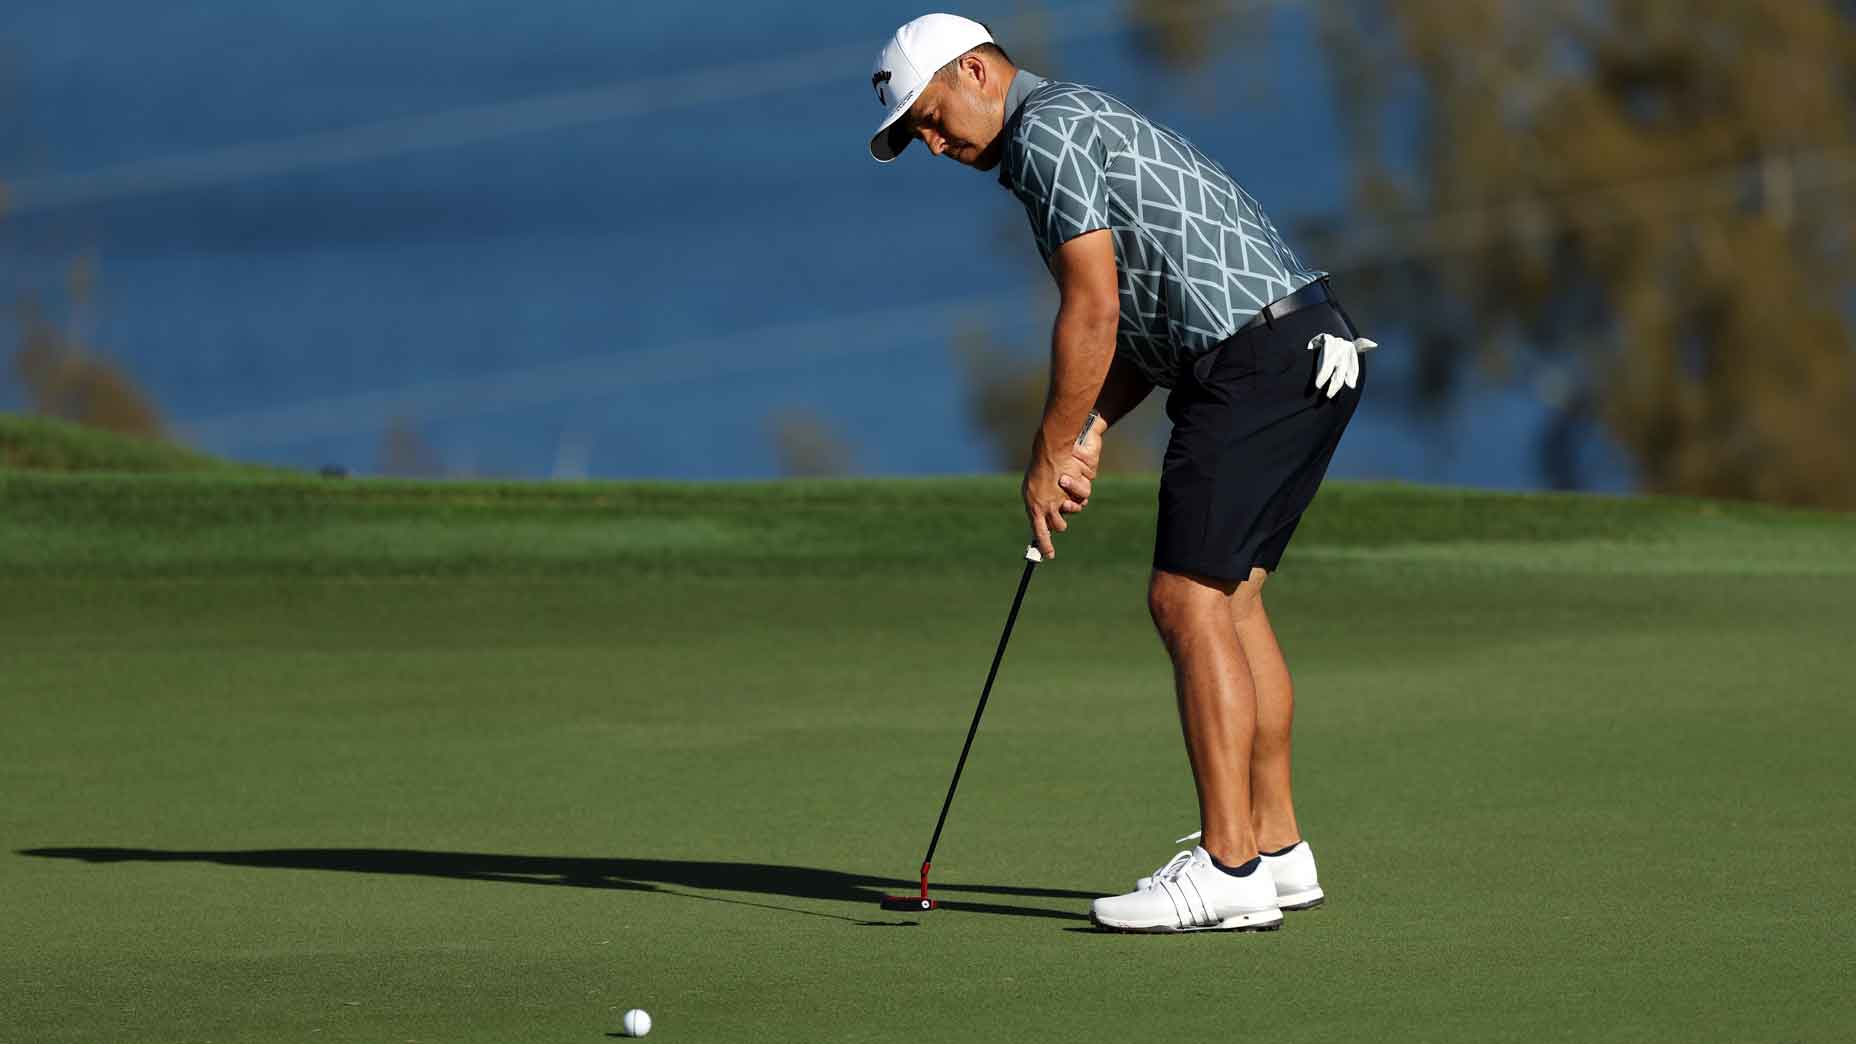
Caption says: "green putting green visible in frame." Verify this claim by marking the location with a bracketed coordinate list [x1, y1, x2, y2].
[3, 465, 1852, 1042]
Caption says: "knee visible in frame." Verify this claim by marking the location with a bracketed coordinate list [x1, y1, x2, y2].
[1147, 571, 1228, 644]
[1146, 578, 1181, 640]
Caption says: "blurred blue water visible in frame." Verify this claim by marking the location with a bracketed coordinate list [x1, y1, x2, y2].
[0, 1, 1630, 488]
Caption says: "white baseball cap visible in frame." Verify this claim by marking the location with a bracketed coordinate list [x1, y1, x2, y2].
[867, 13, 995, 163]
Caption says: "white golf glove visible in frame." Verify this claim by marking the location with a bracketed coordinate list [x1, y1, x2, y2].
[1305, 332, 1377, 398]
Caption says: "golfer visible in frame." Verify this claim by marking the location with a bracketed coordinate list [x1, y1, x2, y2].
[868, 14, 1372, 932]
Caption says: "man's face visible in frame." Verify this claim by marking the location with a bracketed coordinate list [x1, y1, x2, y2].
[899, 62, 1007, 170]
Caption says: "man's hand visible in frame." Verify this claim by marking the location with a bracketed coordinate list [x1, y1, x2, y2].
[1022, 430, 1076, 561]
[1058, 409, 1106, 511]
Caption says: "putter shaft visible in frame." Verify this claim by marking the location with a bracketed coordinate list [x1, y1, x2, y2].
[917, 553, 1039, 875]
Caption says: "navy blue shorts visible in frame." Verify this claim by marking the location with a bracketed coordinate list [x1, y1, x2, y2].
[1153, 297, 1365, 583]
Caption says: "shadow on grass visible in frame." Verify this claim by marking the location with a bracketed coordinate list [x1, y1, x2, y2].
[19, 847, 1092, 923]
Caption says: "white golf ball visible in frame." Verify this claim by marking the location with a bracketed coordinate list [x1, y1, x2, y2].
[622, 1008, 652, 1037]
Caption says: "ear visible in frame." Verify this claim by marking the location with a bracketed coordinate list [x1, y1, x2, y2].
[961, 51, 989, 90]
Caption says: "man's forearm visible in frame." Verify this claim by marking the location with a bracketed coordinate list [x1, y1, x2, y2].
[1036, 304, 1119, 455]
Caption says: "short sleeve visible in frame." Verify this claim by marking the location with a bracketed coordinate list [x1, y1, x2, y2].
[1003, 109, 1110, 258]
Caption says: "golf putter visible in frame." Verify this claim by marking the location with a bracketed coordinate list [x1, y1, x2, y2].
[881, 542, 1044, 912]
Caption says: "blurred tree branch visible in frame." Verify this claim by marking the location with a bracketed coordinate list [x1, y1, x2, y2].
[766, 407, 854, 477]
[4, 58, 169, 443]
[11, 255, 167, 439]
[1136, 0, 1856, 507]
[378, 417, 446, 477]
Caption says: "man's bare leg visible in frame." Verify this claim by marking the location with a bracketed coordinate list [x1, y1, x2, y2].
[1228, 567, 1302, 853]
[1148, 568, 1258, 867]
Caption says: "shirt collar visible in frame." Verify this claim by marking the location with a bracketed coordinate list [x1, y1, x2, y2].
[996, 70, 1045, 186]
[1003, 69, 1045, 119]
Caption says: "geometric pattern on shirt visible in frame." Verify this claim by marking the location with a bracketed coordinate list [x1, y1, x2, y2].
[1000, 80, 1325, 388]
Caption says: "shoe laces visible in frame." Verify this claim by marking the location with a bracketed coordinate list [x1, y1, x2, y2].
[1148, 849, 1195, 885]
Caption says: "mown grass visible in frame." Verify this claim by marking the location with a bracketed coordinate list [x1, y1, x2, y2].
[2, 430, 1853, 1043]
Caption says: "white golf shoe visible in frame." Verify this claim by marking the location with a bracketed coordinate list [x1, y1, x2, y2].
[1136, 834, 1325, 911]
[1261, 841, 1324, 910]
[1091, 847, 1283, 933]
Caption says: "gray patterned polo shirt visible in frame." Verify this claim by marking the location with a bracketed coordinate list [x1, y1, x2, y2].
[997, 73, 1325, 388]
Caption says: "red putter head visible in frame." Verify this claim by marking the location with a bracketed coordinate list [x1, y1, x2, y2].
[877, 861, 937, 911]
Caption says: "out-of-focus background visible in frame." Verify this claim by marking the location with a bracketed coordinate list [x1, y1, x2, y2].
[4, 0, 1853, 505]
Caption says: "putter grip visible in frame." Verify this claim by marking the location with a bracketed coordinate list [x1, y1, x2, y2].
[1024, 544, 1044, 563]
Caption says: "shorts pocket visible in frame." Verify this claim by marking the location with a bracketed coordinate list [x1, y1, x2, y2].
[1254, 330, 1306, 376]
[1194, 336, 1259, 387]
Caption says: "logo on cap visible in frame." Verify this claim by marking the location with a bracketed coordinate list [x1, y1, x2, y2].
[872, 70, 892, 106]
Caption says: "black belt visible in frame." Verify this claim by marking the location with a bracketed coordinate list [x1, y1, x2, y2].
[1236, 277, 1334, 335]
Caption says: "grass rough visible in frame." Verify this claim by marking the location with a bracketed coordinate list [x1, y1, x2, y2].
[3, 470, 1850, 579]
[0, 411, 267, 475]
